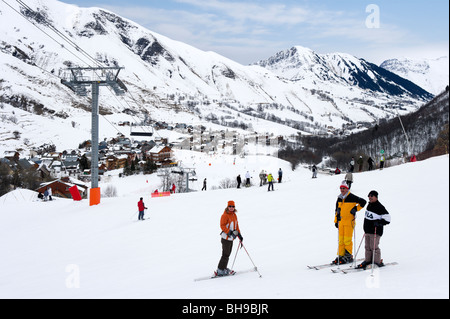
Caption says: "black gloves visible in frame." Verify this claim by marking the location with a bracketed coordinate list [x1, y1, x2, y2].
[350, 207, 357, 215]
[228, 230, 243, 242]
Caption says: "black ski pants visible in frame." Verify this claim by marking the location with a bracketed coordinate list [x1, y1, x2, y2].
[218, 238, 233, 270]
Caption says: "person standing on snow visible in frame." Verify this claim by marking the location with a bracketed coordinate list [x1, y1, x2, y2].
[312, 165, 317, 178]
[47, 187, 53, 201]
[344, 171, 353, 189]
[278, 168, 283, 183]
[267, 173, 274, 191]
[245, 171, 251, 187]
[202, 178, 207, 191]
[356, 190, 391, 269]
[349, 157, 355, 172]
[259, 170, 266, 186]
[137, 197, 148, 221]
[379, 151, 385, 169]
[357, 156, 364, 172]
[216, 200, 243, 276]
[333, 181, 367, 265]
[367, 157, 375, 171]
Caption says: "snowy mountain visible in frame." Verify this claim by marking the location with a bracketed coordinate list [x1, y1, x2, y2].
[0, 150, 448, 299]
[254, 46, 433, 98]
[0, 0, 435, 155]
[380, 56, 449, 95]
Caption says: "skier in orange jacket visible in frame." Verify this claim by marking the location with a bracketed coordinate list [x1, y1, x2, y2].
[216, 200, 243, 276]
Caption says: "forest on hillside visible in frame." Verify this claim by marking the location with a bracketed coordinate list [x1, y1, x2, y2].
[279, 88, 449, 170]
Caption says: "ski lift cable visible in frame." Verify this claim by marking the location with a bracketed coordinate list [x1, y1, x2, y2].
[2, 0, 93, 70]
[15, 0, 102, 68]
[5, 0, 155, 135]
[13, 0, 159, 132]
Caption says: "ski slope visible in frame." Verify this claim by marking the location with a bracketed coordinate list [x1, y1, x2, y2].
[0, 153, 448, 299]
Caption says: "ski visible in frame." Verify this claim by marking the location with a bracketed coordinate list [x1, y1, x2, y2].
[332, 262, 398, 274]
[307, 258, 364, 270]
[194, 267, 258, 282]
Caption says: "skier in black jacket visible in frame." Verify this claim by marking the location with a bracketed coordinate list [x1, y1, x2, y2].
[357, 190, 391, 269]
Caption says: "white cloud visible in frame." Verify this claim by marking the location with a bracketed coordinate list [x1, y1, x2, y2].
[98, 1, 449, 65]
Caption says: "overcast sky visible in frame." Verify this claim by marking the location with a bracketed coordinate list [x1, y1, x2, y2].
[62, 0, 449, 65]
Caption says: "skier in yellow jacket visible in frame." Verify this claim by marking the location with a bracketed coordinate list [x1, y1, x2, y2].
[332, 181, 367, 264]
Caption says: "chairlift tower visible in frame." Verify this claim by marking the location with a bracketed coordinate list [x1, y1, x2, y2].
[61, 67, 126, 205]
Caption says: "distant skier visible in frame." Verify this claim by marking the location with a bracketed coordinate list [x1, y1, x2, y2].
[267, 173, 274, 191]
[259, 170, 265, 186]
[171, 183, 176, 194]
[344, 171, 353, 189]
[278, 168, 283, 183]
[245, 171, 251, 187]
[379, 151, 385, 169]
[349, 157, 355, 172]
[356, 190, 391, 269]
[202, 178, 207, 191]
[357, 156, 364, 172]
[367, 157, 375, 171]
[236, 174, 241, 189]
[312, 165, 317, 178]
[332, 181, 367, 265]
[216, 200, 243, 276]
[137, 197, 148, 221]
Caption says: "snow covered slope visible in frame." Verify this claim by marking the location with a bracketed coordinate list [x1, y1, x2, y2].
[380, 56, 449, 95]
[0, 152, 448, 299]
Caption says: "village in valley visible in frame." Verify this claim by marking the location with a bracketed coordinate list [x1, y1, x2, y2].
[0, 120, 289, 200]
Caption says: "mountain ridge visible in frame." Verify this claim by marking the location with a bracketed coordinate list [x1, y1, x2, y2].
[0, 0, 438, 155]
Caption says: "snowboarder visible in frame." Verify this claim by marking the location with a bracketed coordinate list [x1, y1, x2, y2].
[216, 200, 243, 276]
[267, 173, 274, 191]
[137, 197, 148, 221]
[202, 178, 207, 191]
[278, 168, 283, 183]
[344, 171, 353, 189]
[236, 174, 241, 189]
[333, 181, 367, 265]
[356, 190, 391, 269]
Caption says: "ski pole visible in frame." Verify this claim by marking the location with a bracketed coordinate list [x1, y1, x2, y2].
[353, 233, 365, 267]
[231, 241, 241, 270]
[337, 222, 340, 269]
[239, 240, 262, 278]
